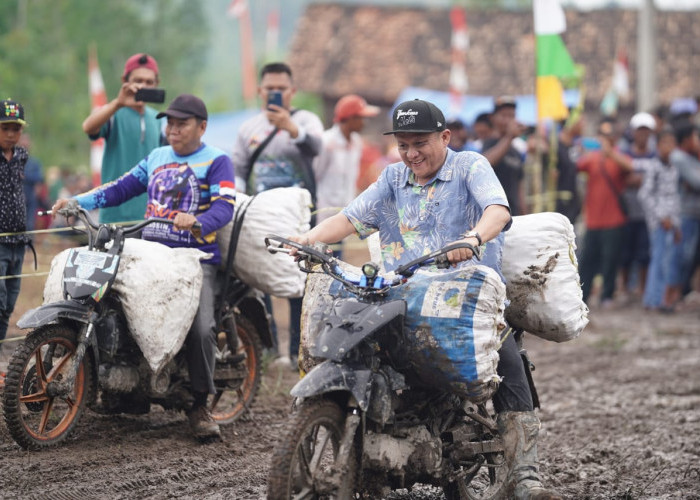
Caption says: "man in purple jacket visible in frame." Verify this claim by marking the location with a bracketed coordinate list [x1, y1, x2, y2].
[54, 94, 235, 440]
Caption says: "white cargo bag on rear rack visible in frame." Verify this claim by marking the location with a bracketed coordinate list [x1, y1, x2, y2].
[217, 187, 312, 298]
[501, 212, 588, 342]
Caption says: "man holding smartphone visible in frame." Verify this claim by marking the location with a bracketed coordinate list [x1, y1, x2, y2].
[232, 62, 324, 371]
[482, 96, 528, 216]
[576, 119, 633, 308]
[82, 53, 165, 225]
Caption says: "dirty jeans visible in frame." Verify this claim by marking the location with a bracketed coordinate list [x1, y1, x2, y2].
[644, 226, 680, 308]
[0, 243, 25, 345]
[493, 333, 533, 413]
[185, 264, 218, 394]
[579, 226, 624, 303]
[674, 216, 700, 293]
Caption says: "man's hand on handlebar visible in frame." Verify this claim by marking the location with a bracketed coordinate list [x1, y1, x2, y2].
[445, 236, 480, 266]
[173, 213, 198, 232]
[285, 233, 312, 257]
[50, 199, 79, 219]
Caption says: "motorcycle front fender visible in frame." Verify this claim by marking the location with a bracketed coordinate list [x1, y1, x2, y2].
[290, 361, 373, 411]
[17, 300, 93, 329]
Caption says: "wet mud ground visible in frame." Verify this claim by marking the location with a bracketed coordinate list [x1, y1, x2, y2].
[2, 302, 698, 499]
[1, 241, 699, 498]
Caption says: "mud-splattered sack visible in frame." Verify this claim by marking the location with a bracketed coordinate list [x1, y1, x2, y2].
[501, 212, 588, 342]
[217, 187, 311, 298]
[43, 239, 208, 373]
[300, 263, 506, 401]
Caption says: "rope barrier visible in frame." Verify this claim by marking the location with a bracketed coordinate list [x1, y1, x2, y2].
[0, 335, 27, 345]
[0, 214, 376, 283]
[0, 272, 50, 281]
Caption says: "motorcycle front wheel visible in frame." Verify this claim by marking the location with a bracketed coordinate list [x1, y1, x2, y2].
[2, 324, 95, 450]
[267, 400, 358, 499]
[210, 314, 262, 424]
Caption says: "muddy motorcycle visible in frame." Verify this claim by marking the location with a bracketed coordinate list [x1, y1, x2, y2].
[2, 204, 272, 449]
[265, 235, 539, 500]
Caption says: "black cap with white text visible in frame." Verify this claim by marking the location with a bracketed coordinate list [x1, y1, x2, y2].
[383, 99, 446, 135]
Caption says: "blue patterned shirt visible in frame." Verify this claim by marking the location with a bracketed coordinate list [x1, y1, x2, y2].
[343, 149, 511, 282]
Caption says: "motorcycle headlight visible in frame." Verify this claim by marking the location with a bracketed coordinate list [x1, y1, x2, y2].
[362, 262, 379, 280]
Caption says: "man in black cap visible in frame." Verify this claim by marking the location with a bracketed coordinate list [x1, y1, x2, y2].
[54, 94, 236, 440]
[0, 99, 30, 361]
[287, 98, 560, 499]
[483, 96, 527, 216]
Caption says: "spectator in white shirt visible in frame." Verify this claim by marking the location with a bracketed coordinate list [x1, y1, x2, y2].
[314, 95, 380, 228]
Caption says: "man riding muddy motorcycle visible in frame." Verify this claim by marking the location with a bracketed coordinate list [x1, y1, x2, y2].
[287, 99, 561, 500]
[52, 94, 234, 440]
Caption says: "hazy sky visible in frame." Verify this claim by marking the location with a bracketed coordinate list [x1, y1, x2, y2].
[564, 0, 699, 8]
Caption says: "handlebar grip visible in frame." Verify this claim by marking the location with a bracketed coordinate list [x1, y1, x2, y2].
[435, 255, 450, 269]
[190, 221, 203, 238]
[265, 234, 302, 254]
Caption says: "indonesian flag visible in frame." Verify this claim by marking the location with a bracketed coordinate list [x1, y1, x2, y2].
[88, 44, 107, 187]
[534, 0, 576, 121]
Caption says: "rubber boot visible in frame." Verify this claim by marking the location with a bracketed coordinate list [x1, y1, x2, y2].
[497, 411, 562, 500]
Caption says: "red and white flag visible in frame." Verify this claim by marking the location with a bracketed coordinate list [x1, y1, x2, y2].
[612, 47, 630, 102]
[266, 9, 280, 59]
[88, 44, 107, 187]
[227, 0, 256, 104]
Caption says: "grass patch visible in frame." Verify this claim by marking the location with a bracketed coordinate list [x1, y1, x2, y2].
[591, 333, 628, 351]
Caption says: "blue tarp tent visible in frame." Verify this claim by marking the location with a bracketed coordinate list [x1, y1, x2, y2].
[393, 87, 581, 126]
[201, 108, 258, 154]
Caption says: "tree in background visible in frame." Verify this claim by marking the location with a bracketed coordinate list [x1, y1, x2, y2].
[0, 0, 207, 172]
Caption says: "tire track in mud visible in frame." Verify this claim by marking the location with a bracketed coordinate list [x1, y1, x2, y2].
[22, 459, 245, 500]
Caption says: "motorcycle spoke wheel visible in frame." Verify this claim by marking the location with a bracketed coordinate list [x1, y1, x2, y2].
[267, 400, 357, 500]
[2, 324, 94, 449]
[210, 315, 262, 424]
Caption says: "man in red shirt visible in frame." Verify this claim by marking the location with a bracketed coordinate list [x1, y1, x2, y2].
[577, 119, 633, 307]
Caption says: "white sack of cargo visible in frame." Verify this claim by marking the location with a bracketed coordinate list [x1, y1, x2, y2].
[217, 187, 311, 299]
[501, 212, 588, 342]
[300, 262, 506, 402]
[43, 239, 207, 373]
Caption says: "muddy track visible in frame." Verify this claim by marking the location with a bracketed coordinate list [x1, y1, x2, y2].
[1, 305, 699, 499]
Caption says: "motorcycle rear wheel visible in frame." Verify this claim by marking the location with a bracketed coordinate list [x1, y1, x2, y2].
[443, 450, 509, 500]
[2, 324, 95, 450]
[267, 400, 358, 499]
[210, 314, 262, 424]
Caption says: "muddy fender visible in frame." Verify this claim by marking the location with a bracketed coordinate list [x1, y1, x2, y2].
[237, 294, 273, 348]
[290, 361, 373, 411]
[17, 300, 93, 329]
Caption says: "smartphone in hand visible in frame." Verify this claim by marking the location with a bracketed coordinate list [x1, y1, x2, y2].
[581, 137, 602, 151]
[267, 90, 283, 109]
[135, 88, 166, 103]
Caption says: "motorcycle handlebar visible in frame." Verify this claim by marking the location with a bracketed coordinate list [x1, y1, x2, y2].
[264, 234, 333, 265]
[265, 234, 479, 285]
[393, 241, 479, 277]
[52, 203, 201, 235]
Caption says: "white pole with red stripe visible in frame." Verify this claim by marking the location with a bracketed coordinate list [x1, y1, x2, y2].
[449, 7, 469, 119]
[228, 0, 257, 106]
[88, 44, 107, 188]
